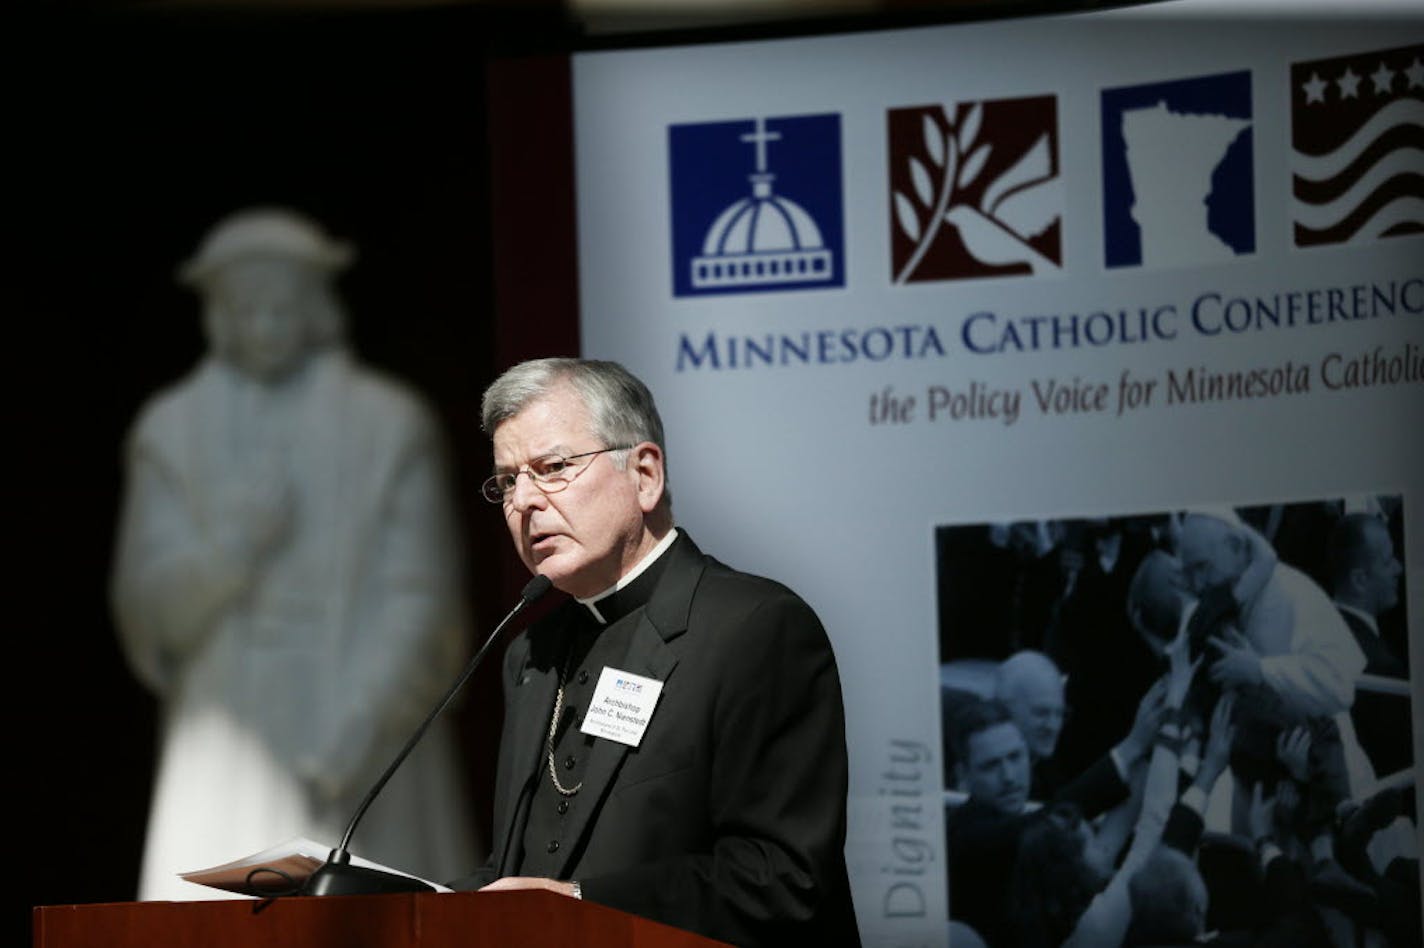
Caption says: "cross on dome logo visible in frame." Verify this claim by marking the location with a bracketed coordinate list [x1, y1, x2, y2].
[668, 113, 845, 298]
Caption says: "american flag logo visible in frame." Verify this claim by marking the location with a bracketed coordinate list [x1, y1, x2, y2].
[1291, 44, 1424, 248]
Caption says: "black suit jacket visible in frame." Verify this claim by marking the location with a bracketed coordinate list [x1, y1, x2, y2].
[946, 754, 1129, 947]
[451, 533, 860, 947]
[1338, 607, 1413, 778]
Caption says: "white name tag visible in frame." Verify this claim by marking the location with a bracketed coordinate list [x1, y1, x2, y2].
[580, 667, 664, 747]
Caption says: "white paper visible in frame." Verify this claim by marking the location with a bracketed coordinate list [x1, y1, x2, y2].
[178, 836, 451, 897]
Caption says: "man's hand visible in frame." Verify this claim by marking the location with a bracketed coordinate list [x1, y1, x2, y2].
[1164, 628, 1201, 709]
[1208, 627, 1264, 689]
[479, 877, 581, 898]
[1198, 692, 1236, 788]
[1275, 726, 1311, 784]
[1247, 781, 1276, 847]
[219, 467, 295, 572]
[1120, 678, 1169, 763]
[1275, 779, 1303, 836]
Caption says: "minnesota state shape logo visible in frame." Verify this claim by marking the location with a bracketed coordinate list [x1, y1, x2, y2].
[1101, 70, 1255, 270]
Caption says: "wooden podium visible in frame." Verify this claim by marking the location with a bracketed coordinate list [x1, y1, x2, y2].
[33, 889, 729, 947]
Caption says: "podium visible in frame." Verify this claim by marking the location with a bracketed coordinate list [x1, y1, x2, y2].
[33, 889, 729, 947]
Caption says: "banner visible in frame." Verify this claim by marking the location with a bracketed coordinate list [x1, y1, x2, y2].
[572, 4, 1423, 944]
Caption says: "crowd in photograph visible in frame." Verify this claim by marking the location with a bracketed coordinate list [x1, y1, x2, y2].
[939, 500, 1416, 947]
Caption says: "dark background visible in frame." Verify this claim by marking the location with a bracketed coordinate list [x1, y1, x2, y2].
[13, 4, 579, 941]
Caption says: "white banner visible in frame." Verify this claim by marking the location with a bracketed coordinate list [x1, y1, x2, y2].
[573, 5, 1423, 945]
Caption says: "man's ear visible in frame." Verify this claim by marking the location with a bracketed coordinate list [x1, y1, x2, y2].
[630, 442, 666, 514]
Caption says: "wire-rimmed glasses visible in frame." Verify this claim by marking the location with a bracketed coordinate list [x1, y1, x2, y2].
[481, 446, 632, 504]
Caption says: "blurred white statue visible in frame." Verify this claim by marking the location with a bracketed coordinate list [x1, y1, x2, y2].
[112, 207, 476, 900]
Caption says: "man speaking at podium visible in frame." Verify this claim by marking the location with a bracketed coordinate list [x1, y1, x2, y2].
[450, 358, 860, 947]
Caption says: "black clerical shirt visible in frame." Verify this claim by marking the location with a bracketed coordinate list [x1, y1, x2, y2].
[516, 545, 674, 877]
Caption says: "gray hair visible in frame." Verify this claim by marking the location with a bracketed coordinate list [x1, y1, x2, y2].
[482, 358, 671, 505]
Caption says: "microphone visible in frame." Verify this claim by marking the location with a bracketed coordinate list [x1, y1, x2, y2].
[302, 573, 555, 896]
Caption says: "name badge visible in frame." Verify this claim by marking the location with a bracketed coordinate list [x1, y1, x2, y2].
[580, 667, 664, 747]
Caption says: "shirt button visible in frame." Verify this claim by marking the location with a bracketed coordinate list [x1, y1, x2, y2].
[564, 755, 577, 770]
[557, 800, 569, 815]
[547, 840, 560, 854]
[577, 669, 589, 684]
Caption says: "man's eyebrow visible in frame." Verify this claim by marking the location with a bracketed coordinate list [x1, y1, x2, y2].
[493, 445, 574, 472]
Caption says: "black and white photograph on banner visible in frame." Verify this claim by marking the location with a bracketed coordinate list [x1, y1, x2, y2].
[936, 498, 1417, 948]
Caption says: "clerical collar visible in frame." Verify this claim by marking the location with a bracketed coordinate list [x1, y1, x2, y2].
[578, 528, 679, 625]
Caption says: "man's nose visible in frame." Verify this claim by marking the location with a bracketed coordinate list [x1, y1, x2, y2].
[508, 471, 546, 512]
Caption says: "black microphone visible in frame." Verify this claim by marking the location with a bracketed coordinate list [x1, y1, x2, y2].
[302, 573, 554, 896]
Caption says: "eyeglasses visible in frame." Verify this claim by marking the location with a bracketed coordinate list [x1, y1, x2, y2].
[481, 446, 632, 504]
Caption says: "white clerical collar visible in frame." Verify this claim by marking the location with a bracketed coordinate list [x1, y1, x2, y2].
[579, 528, 679, 624]
[1334, 600, 1379, 636]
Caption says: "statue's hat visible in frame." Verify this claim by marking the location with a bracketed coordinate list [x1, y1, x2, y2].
[179, 207, 354, 286]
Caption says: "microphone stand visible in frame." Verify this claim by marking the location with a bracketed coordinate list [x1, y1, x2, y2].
[302, 574, 554, 896]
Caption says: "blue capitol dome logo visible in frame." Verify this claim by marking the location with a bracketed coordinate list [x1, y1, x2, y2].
[669, 113, 844, 297]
